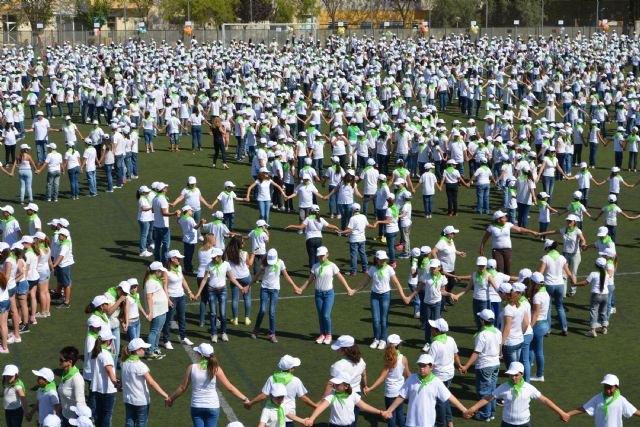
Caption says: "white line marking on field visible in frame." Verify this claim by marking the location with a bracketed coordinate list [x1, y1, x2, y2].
[181, 342, 238, 423]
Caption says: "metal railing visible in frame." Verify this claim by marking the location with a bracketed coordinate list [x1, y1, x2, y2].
[0, 25, 624, 48]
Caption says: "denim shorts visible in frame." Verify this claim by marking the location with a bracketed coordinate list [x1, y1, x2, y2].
[16, 280, 29, 296]
[55, 266, 72, 286]
[8, 287, 16, 298]
[28, 280, 39, 289]
[38, 269, 50, 283]
[0, 299, 9, 313]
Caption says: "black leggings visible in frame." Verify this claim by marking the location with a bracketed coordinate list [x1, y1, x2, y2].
[5, 145, 15, 165]
[445, 183, 459, 214]
[213, 140, 226, 164]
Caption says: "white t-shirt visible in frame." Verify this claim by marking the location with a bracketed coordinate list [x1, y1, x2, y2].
[83, 146, 97, 172]
[367, 264, 396, 294]
[206, 261, 231, 289]
[492, 381, 541, 425]
[216, 191, 237, 214]
[400, 374, 452, 427]
[486, 222, 514, 249]
[311, 261, 340, 292]
[540, 251, 567, 285]
[419, 172, 437, 196]
[532, 289, 551, 321]
[330, 358, 366, 393]
[152, 194, 170, 228]
[45, 151, 63, 173]
[347, 214, 368, 243]
[583, 392, 638, 427]
[473, 327, 501, 369]
[303, 216, 328, 240]
[429, 335, 459, 382]
[323, 392, 361, 426]
[65, 149, 81, 169]
[419, 272, 447, 304]
[190, 363, 219, 409]
[145, 277, 168, 318]
[503, 303, 526, 346]
[90, 349, 117, 394]
[434, 238, 457, 272]
[122, 359, 151, 405]
[261, 374, 308, 416]
[261, 259, 286, 290]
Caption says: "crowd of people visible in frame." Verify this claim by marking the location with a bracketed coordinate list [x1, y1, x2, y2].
[1, 29, 640, 426]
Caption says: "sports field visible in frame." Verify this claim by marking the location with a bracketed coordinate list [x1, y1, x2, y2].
[2, 111, 639, 426]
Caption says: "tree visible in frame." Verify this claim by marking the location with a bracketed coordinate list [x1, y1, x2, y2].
[88, 0, 110, 26]
[160, 0, 237, 26]
[20, 0, 54, 32]
[433, 0, 480, 27]
[130, 0, 154, 25]
[320, 0, 345, 24]
[296, 0, 319, 20]
[387, 0, 420, 26]
[235, 0, 273, 22]
[272, 0, 295, 22]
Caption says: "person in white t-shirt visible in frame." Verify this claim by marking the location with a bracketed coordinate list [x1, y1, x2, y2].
[285, 205, 340, 267]
[363, 334, 410, 427]
[210, 181, 241, 230]
[384, 353, 468, 427]
[257, 383, 306, 427]
[35, 143, 63, 202]
[418, 162, 438, 218]
[574, 257, 612, 338]
[353, 251, 412, 350]
[298, 246, 354, 345]
[80, 138, 98, 196]
[341, 203, 375, 276]
[249, 249, 300, 343]
[121, 338, 170, 426]
[465, 361, 569, 424]
[566, 373, 640, 426]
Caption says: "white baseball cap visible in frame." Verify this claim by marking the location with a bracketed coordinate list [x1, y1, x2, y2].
[32, 367, 55, 382]
[601, 374, 620, 386]
[442, 225, 459, 235]
[2, 364, 18, 376]
[277, 354, 301, 370]
[167, 249, 184, 259]
[127, 338, 151, 352]
[428, 318, 449, 332]
[387, 334, 402, 345]
[476, 256, 488, 266]
[193, 343, 214, 357]
[597, 226, 609, 237]
[266, 248, 279, 265]
[224, 181, 235, 188]
[417, 354, 435, 365]
[316, 246, 328, 256]
[375, 250, 389, 260]
[505, 361, 525, 375]
[187, 176, 197, 184]
[149, 261, 167, 272]
[493, 210, 507, 220]
[330, 335, 355, 350]
[477, 308, 495, 321]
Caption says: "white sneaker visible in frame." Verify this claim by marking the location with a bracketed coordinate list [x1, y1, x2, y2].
[211, 335, 218, 343]
[422, 342, 431, 352]
[181, 338, 194, 346]
[610, 307, 617, 314]
[149, 243, 155, 249]
[143, 250, 153, 257]
[221, 333, 229, 342]
[377, 340, 386, 350]
[164, 341, 174, 350]
[530, 376, 545, 382]
[369, 339, 379, 349]
[315, 334, 325, 344]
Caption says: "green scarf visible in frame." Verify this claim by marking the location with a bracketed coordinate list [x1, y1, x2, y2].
[210, 261, 224, 276]
[570, 201, 582, 213]
[537, 286, 547, 294]
[266, 399, 286, 427]
[128, 355, 141, 361]
[270, 260, 280, 273]
[475, 325, 498, 337]
[418, 373, 436, 392]
[602, 389, 621, 418]
[318, 260, 331, 276]
[93, 310, 108, 323]
[389, 205, 399, 219]
[61, 366, 79, 383]
[273, 371, 294, 385]
[254, 227, 264, 238]
[439, 236, 453, 244]
[331, 391, 349, 405]
[375, 264, 388, 279]
[547, 249, 561, 261]
[39, 381, 57, 393]
[432, 333, 448, 344]
[198, 359, 208, 370]
[509, 378, 524, 397]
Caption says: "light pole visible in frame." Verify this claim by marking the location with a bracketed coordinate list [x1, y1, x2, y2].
[250, 0, 253, 22]
[124, 0, 127, 41]
[485, 0, 489, 36]
[595, 0, 599, 32]
[187, 0, 191, 22]
[540, 0, 544, 35]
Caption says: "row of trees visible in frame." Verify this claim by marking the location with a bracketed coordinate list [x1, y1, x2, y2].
[7, 0, 640, 31]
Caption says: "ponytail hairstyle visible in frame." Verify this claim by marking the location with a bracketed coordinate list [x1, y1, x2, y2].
[342, 344, 362, 364]
[383, 344, 399, 369]
[91, 336, 110, 359]
[0, 270, 6, 290]
[204, 354, 220, 381]
[598, 265, 607, 293]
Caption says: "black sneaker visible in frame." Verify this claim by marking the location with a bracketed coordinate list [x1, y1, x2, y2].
[57, 303, 71, 309]
[19, 324, 30, 333]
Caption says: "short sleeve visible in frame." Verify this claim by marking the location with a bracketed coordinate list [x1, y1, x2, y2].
[582, 395, 599, 416]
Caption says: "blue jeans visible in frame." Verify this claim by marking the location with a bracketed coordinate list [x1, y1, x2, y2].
[46, 170, 61, 200]
[138, 220, 153, 253]
[125, 403, 149, 427]
[19, 169, 33, 202]
[315, 289, 335, 335]
[328, 185, 338, 216]
[68, 166, 80, 197]
[435, 379, 453, 427]
[385, 396, 405, 427]
[95, 392, 116, 427]
[223, 213, 234, 230]
[349, 241, 367, 274]
[115, 154, 125, 186]
[541, 176, 555, 200]
[408, 283, 420, 315]
[385, 231, 398, 263]
[422, 194, 433, 216]
[422, 302, 441, 343]
[472, 299, 490, 330]
[208, 288, 227, 336]
[127, 319, 141, 341]
[589, 142, 598, 167]
[547, 284, 568, 331]
[502, 342, 523, 370]
[530, 320, 549, 378]
[190, 406, 220, 427]
[152, 227, 170, 264]
[163, 296, 187, 341]
[147, 313, 166, 354]
[475, 366, 499, 419]
[476, 184, 490, 214]
[257, 200, 271, 224]
[370, 291, 391, 341]
[184, 242, 196, 273]
[87, 170, 97, 195]
[231, 277, 251, 319]
[607, 284, 615, 316]
[125, 153, 133, 179]
[516, 203, 531, 228]
[255, 288, 279, 335]
[5, 407, 23, 427]
[103, 163, 114, 191]
[191, 125, 202, 150]
[144, 129, 154, 146]
[521, 334, 533, 382]
[36, 140, 47, 163]
[339, 204, 353, 230]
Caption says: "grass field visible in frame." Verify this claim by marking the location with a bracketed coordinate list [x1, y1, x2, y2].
[2, 109, 640, 427]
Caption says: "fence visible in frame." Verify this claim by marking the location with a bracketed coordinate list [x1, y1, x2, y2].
[0, 25, 625, 49]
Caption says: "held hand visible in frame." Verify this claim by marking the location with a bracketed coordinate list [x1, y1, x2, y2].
[165, 397, 173, 407]
[459, 251, 467, 258]
[450, 294, 459, 303]
[464, 410, 474, 419]
[459, 366, 467, 375]
[303, 418, 313, 427]
[243, 401, 252, 410]
[381, 410, 392, 420]
[294, 287, 303, 295]
[347, 288, 357, 297]
[560, 411, 570, 423]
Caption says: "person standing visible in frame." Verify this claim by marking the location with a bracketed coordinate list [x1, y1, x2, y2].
[538, 240, 577, 336]
[428, 319, 462, 427]
[15, 144, 36, 204]
[57, 346, 86, 425]
[464, 361, 569, 424]
[35, 143, 63, 203]
[162, 250, 196, 349]
[143, 262, 169, 360]
[326, 335, 367, 425]
[566, 374, 640, 425]
[80, 138, 98, 197]
[341, 203, 373, 277]
[151, 183, 180, 264]
[383, 354, 468, 427]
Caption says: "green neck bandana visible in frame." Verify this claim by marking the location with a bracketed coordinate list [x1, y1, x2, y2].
[509, 378, 524, 397]
[61, 366, 79, 383]
[266, 399, 286, 427]
[602, 389, 621, 418]
[418, 373, 436, 392]
[331, 391, 349, 406]
[39, 381, 57, 392]
[273, 371, 293, 385]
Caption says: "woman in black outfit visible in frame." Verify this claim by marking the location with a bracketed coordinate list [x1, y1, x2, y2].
[211, 116, 228, 169]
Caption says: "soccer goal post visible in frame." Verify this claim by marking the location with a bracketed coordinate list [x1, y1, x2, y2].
[221, 22, 317, 47]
